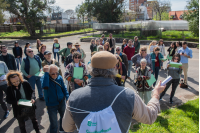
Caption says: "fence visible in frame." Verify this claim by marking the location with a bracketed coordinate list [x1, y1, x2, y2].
[0, 25, 24, 32]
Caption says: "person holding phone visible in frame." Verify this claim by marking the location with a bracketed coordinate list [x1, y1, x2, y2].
[178, 41, 193, 86]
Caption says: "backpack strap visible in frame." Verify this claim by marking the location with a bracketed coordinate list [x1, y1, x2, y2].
[110, 88, 127, 107]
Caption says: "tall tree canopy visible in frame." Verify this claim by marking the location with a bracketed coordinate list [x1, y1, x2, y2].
[0, 0, 9, 24]
[183, 0, 199, 37]
[5, 0, 55, 36]
[84, 0, 125, 23]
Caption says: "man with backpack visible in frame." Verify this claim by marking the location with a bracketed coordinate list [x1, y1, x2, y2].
[62, 51, 166, 133]
[41, 64, 69, 133]
[58, 42, 72, 67]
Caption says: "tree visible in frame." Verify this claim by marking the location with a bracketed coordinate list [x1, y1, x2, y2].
[150, 0, 171, 21]
[65, 9, 76, 24]
[153, 12, 169, 20]
[84, 0, 125, 23]
[183, 0, 199, 37]
[76, 3, 87, 26]
[5, 0, 55, 36]
[0, 0, 9, 24]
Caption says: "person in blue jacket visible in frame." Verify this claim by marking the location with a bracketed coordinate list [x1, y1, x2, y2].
[150, 47, 164, 87]
[41, 64, 69, 133]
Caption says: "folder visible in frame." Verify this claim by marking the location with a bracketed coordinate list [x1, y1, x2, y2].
[18, 99, 32, 107]
[169, 62, 182, 68]
[167, 55, 172, 60]
[73, 67, 83, 79]
[146, 74, 156, 86]
[160, 58, 168, 62]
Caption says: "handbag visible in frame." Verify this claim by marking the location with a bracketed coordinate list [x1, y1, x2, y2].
[180, 83, 188, 88]
[19, 105, 35, 118]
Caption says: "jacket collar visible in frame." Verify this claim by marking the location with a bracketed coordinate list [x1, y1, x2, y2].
[88, 77, 116, 86]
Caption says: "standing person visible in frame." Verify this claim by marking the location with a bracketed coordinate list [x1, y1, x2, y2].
[101, 34, 105, 45]
[114, 54, 127, 86]
[6, 71, 40, 133]
[106, 33, 116, 54]
[178, 41, 193, 86]
[99, 38, 104, 45]
[21, 48, 44, 101]
[65, 48, 76, 68]
[24, 42, 30, 57]
[103, 42, 111, 52]
[135, 59, 152, 104]
[42, 51, 62, 76]
[121, 39, 127, 52]
[62, 51, 166, 133]
[64, 52, 88, 94]
[134, 36, 140, 54]
[0, 61, 9, 119]
[37, 45, 46, 61]
[90, 39, 97, 53]
[0, 45, 17, 70]
[176, 41, 182, 54]
[123, 39, 135, 79]
[167, 42, 177, 59]
[52, 38, 60, 62]
[87, 51, 97, 79]
[149, 40, 157, 53]
[96, 38, 100, 46]
[13, 41, 23, 70]
[157, 39, 166, 69]
[160, 54, 182, 104]
[41, 65, 69, 133]
[150, 47, 164, 87]
[97, 45, 104, 52]
[58, 42, 72, 66]
[131, 46, 152, 70]
[0, 45, 2, 54]
[36, 39, 42, 52]
[74, 42, 86, 63]
[115, 46, 128, 70]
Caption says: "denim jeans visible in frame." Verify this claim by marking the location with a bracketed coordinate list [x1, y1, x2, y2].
[128, 60, 133, 77]
[15, 58, 22, 70]
[47, 101, 66, 133]
[28, 76, 43, 98]
[54, 52, 59, 62]
[152, 66, 160, 86]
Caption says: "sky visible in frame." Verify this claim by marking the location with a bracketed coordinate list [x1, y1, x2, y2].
[54, 0, 188, 12]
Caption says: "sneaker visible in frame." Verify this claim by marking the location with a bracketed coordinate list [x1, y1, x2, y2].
[4, 111, 9, 119]
[39, 97, 45, 101]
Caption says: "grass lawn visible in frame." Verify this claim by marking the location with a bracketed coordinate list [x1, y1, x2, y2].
[0, 28, 94, 38]
[81, 30, 199, 41]
[129, 98, 199, 133]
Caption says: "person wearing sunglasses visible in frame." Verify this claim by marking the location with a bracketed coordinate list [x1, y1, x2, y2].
[6, 71, 40, 133]
[41, 64, 69, 133]
[74, 42, 86, 63]
[65, 52, 88, 94]
[131, 46, 152, 71]
[0, 45, 17, 70]
[150, 47, 164, 87]
[160, 54, 182, 104]
[115, 46, 128, 71]
[21, 48, 44, 101]
[97, 45, 104, 52]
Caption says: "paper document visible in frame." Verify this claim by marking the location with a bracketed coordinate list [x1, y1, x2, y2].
[55, 43, 60, 47]
[35, 71, 44, 77]
[161, 76, 172, 86]
[146, 74, 156, 86]
[18, 99, 32, 107]
[167, 55, 172, 60]
[169, 62, 182, 68]
[160, 58, 167, 62]
[73, 67, 83, 79]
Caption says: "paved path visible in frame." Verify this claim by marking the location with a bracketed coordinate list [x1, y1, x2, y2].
[0, 33, 199, 133]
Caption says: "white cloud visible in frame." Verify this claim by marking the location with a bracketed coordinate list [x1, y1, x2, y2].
[54, 0, 85, 11]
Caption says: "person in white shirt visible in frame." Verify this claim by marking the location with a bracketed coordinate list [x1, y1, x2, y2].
[149, 40, 157, 53]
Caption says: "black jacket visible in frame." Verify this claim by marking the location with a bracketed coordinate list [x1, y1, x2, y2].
[6, 81, 36, 118]
[167, 47, 176, 57]
[121, 44, 127, 52]
[37, 52, 45, 61]
[12, 46, 23, 58]
[0, 53, 17, 70]
[65, 54, 73, 67]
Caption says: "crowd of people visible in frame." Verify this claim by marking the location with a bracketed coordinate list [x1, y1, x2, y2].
[0, 35, 193, 133]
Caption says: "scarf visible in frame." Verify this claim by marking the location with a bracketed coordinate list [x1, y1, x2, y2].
[116, 62, 123, 75]
[12, 83, 22, 101]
